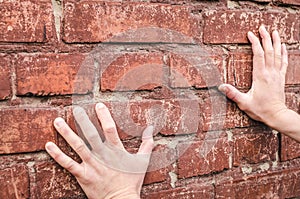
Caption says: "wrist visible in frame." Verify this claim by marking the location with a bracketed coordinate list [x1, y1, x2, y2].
[265, 108, 300, 142]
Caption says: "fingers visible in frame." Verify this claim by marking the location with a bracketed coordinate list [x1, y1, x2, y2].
[95, 103, 124, 149]
[247, 31, 265, 75]
[259, 25, 274, 68]
[272, 30, 282, 70]
[45, 142, 83, 177]
[281, 43, 288, 75]
[138, 126, 154, 154]
[54, 117, 93, 163]
[73, 107, 103, 152]
[218, 84, 248, 107]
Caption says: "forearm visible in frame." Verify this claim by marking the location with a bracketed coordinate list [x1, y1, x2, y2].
[266, 109, 300, 142]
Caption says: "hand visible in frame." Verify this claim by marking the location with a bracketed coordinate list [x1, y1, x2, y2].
[45, 103, 154, 199]
[219, 25, 289, 126]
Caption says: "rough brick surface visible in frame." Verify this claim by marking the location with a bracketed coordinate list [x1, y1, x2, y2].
[1, 0, 300, 198]
[0, 0, 55, 43]
[100, 52, 166, 91]
[280, 134, 300, 161]
[204, 11, 299, 44]
[142, 184, 214, 199]
[63, 2, 200, 43]
[177, 137, 231, 178]
[0, 165, 29, 199]
[286, 50, 300, 85]
[35, 161, 85, 199]
[227, 51, 253, 89]
[0, 55, 11, 100]
[16, 53, 94, 96]
[277, 0, 300, 5]
[170, 52, 224, 88]
[0, 108, 58, 154]
[233, 127, 278, 166]
[215, 168, 300, 198]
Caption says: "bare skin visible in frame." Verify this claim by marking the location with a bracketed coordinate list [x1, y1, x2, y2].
[45, 103, 154, 199]
[219, 25, 300, 142]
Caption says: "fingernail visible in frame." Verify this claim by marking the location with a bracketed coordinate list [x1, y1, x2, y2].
[96, 102, 105, 110]
[54, 117, 64, 128]
[218, 84, 227, 93]
[143, 126, 154, 139]
[45, 142, 55, 152]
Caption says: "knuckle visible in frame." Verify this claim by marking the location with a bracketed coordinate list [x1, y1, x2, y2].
[65, 159, 76, 171]
[74, 140, 86, 153]
[104, 125, 116, 134]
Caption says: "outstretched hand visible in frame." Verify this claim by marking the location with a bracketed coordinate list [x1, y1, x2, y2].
[219, 25, 289, 126]
[45, 103, 154, 199]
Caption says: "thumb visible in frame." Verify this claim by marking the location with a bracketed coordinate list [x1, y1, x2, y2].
[138, 126, 154, 154]
[218, 84, 247, 105]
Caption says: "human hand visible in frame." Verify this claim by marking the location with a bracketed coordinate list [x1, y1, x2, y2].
[45, 103, 154, 199]
[219, 25, 289, 126]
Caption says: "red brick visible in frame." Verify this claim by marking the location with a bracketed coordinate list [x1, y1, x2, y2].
[35, 161, 85, 199]
[142, 185, 214, 199]
[0, 0, 55, 43]
[200, 93, 233, 132]
[122, 98, 200, 136]
[16, 53, 94, 96]
[144, 145, 176, 185]
[0, 108, 58, 154]
[204, 11, 299, 44]
[276, 0, 300, 5]
[233, 127, 278, 166]
[170, 51, 224, 88]
[177, 137, 231, 178]
[0, 55, 11, 100]
[100, 53, 166, 91]
[215, 168, 300, 198]
[63, 2, 199, 43]
[227, 51, 253, 89]
[200, 92, 258, 132]
[0, 165, 29, 199]
[286, 50, 300, 85]
[280, 134, 300, 161]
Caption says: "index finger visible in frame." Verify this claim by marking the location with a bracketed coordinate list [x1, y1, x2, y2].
[247, 31, 265, 78]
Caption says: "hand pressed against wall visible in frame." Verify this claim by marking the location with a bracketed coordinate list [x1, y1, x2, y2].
[45, 103, 154, 199]
[219, 25, 300, 142]
[219, 25, 288, 124]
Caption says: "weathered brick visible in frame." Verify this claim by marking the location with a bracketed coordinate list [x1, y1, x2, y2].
[280, 134, 300, 161]
[215, 168, 300, 198]
[144, 145, 176, 185]
[204, 11, 299, 44]
[0, 0, 55, 43]
[227, 51, 253, 89]
[177, 137, 231, 178]
[100, 53, 166, 91]
[233, 127, 278, 166]
[0, 165, 29, 199]
[35, 161, 85, 199]
[276, 0, 300, 5]
[170, 51, 224, 88]
[63, 2, 200, 43]
[0, 108, 58, 154]
[286, 50, 300, 85]
[16, 53, 94, 96]
[121, 98, 201, 136]
[0, 55, 11, 100]
[142, 184, 214, 199]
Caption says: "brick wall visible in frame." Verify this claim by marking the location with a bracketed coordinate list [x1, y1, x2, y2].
[0, 0, 300, 198]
